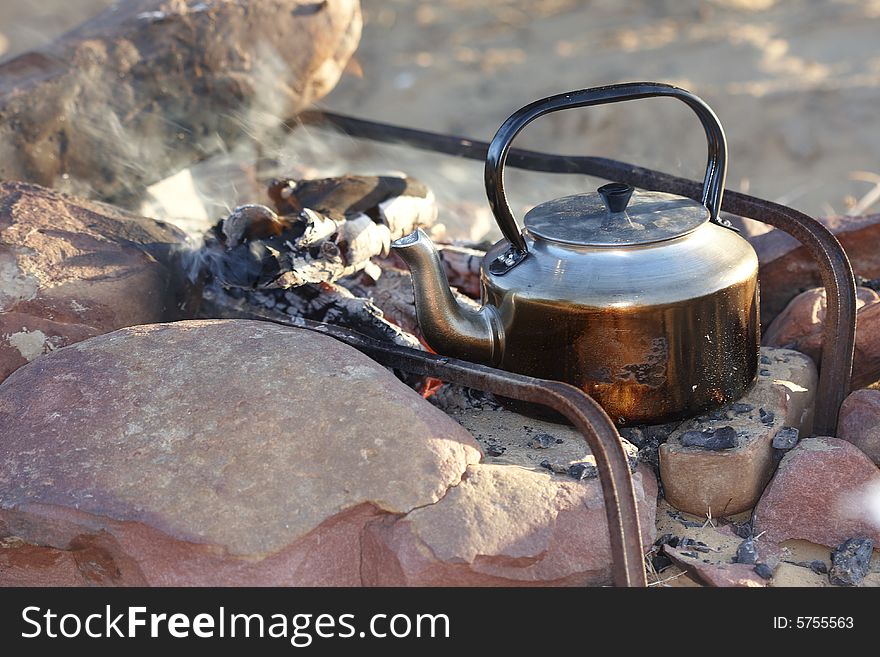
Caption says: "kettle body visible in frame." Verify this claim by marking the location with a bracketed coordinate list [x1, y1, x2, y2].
[393, 82, 760, 426]
[481, 210, 759, 425]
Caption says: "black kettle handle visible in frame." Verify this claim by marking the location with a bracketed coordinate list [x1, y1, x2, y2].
[484, 82, 728, 261]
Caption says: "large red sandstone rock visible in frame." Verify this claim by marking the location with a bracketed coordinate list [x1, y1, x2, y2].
[740, 213, 880, 324]
[763, 286, 880, 388]
[361, 463, 657, 586]
[837, 389, 880, 465]
[0, 320, 482, 586]
[0, 0, 362, 203]
[753, 437, 880, 548]
[0, 182, 189, 384]
[0, 319, 651, 586]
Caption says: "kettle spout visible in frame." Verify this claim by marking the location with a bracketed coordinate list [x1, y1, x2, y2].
[392, 228, 500, 363]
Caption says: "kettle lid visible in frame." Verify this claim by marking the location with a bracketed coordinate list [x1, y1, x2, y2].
[523, 183, 709, 247]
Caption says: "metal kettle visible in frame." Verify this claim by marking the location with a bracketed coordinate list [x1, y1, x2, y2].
[393, 82, 759, 425]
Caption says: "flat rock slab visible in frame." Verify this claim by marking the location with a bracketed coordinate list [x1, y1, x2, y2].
[660, 347, 817, 517]
[837, 389, 880, 465]
[0, 182, 189, 383]
[0, 319, 482, 585]
[362, 463, 657, 586]
[753, 437, 880, 549]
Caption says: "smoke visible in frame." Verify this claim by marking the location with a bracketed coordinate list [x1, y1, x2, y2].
[836, 478, 880, 531]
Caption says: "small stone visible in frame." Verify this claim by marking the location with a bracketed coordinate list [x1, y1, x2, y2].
[760, 355, 772, 365]
[530, 433, 556, 449]
[568, 462, 598, 480]
[619, 427, 646, 447]
[735, 538, 758, 564]
[680, 426, 738, 450]
[760, 369, 771, 376]
[837, 389, 880, 465]
[772, 426, 800, 450]
[829, 538, 874, 586]
[759, 408, 775, 425]
[651, 554, 673, 572]
[732, 402, 754, 414]
[735, 521, 753, 539]
[807, 559, 828, 575]
[754, 563, 774, 580]
[485, 445, 506, 457]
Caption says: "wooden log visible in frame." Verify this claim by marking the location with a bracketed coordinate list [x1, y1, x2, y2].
[0, 0, 362, 205]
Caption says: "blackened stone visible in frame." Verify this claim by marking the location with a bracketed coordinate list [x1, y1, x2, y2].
[754, 563, 773, 579]
[651, 554, 672, 572]
[619, 427, 645, 447]
[530, 433, 556, 449]
[759, 408, 775, 425]
[732, 402, 754, 414]
[760, 355, 772, 365]
[485, 445, 506, 457]
[829, 538, 874, 586]
[760, 369, 771, 376]
[568, 462, 598, 480]
[680, 426, 738, 450]
[735, 538, 759, 564]
[734, 521, 753, 539]
[772, 426, 800, 450]
[797, 560, 828, 575]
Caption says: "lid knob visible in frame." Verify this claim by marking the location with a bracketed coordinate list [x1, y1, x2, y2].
[598, 182, 634, 214]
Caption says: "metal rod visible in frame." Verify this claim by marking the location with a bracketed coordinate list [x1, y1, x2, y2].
[296, 110, 856, 434]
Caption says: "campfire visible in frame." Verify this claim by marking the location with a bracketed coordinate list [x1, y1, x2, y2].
[1, 0, 879, 592]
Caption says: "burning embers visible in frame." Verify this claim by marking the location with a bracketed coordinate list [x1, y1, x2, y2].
[186, 174, 475, 351]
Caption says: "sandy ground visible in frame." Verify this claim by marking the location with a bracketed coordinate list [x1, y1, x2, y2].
[2, 1, 880, 239]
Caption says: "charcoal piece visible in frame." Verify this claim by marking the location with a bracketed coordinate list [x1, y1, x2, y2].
[829, 538, 874, 586]
[680, 426, 738, 450]
[529, 433, 556, 449]
[619, 427, 646, 447]
[760, 355, 772, 365]
[759, 408, 775, 425]
[651, 554, 673, 572]
[772, 426, 800, 450]
[568, 462, 599, 480]
[735, 538, 758, 564]
[485, 445, 505, 457]
[754, 563, 774, 580]
[795, 560, 829, 575]
[732, 402, 754, 414]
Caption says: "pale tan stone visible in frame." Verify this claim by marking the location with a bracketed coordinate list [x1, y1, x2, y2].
[660, 347, 817, 517]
